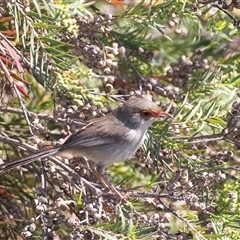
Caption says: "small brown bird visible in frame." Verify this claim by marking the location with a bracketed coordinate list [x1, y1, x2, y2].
[0, 98, 170, 199]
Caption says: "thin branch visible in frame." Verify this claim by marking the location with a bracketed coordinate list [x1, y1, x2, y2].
[211, 3, 240, 28]
[171, 133, 224, 143]
[198, 0, 217, 3]
[0, 106, 86, 126]
[49, 157, 102, 195]
[0, 106, 54, 121]
[13, 84, 34, 135]
[0, 134, 36, 152]
[158, 198, 208, 240]
[121, 190, 185, 200]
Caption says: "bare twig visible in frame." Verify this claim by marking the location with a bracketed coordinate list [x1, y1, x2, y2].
[122, 190, 185, 200]
[0, 106, 54, 121]
[0, 135, 37, 152]
[158, 198, 207, 240]
[49, 157, 102, 195]
[198, 0, 217, 3]
[0, 106, 86, 126]
[171, 133, 224, 143]
[211, 4, 240, 28]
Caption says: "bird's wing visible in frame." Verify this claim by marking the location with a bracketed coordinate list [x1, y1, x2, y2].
[60, 115, 125, 150]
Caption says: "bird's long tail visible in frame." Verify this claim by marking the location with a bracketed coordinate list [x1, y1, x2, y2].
[0, 148, 60, 173]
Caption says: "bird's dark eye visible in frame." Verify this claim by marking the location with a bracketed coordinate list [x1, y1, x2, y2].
[141, 110, 150, 117]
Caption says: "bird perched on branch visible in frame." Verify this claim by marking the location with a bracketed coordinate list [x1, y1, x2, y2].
[0, 97, 171, 199]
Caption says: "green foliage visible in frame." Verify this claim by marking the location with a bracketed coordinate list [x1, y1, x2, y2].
[1, 0, 240, 239]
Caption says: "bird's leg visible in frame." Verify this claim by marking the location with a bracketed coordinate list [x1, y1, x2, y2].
[93, 165, 124, 201]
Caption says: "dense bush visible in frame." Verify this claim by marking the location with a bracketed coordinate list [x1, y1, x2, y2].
[1, 0, 240, 239]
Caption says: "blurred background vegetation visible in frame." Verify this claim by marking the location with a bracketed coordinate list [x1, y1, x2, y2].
[1, 0, 240, 239]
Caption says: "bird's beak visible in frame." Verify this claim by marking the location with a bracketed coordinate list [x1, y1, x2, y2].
[152, 110, 173, 119]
